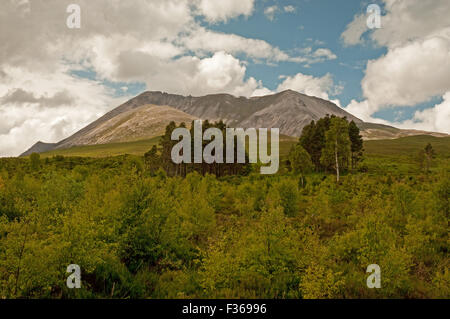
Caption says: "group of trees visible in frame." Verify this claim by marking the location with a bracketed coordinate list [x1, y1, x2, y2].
[290, 116, 364, 182]
[145, 121, 249, 177]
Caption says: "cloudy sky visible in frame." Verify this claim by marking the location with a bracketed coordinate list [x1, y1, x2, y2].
[0, 0, 449, 156]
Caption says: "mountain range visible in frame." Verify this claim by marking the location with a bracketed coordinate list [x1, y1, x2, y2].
[21, 90, 448, 156]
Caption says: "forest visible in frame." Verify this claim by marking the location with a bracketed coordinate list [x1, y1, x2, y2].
[0, 117, 448, 299]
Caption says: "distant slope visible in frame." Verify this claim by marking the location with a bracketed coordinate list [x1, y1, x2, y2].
[359, 122, 448, 140]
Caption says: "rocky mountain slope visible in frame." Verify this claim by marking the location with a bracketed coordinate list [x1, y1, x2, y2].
[120, 90, 363, 136]
[58, 104, 197, 146]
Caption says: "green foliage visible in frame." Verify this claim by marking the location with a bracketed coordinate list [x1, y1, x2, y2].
[289, 144, 313, 187]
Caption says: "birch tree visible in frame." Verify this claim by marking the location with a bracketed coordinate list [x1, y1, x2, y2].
[320, 117, 351, 182]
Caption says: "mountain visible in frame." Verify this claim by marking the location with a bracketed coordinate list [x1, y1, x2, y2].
[21, 90, 447, 156]
[116, 90, 363, 136]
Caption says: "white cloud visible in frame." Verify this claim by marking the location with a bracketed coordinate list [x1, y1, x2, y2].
[313, 48, 337, 60]
[264, 6, 279, 21]
[346, 94, 450, 134]
[276, 73, 338, 101]
[251, 87, 274, 97]
[403, 93, 450, 134]
[284, 5, 296, 13]
[342, 0, 450, 48]
[341, 13, 367, 46]
[179, 28, 291, 62]
[289, 47, 338, 65]
[344, 100, 375, 122]
[371, 0, 450, 48]
[197, 0, 255, 22]
[362, 37, 450, 109]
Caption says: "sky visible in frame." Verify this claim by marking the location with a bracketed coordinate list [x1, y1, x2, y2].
[0, 0, 449, 157]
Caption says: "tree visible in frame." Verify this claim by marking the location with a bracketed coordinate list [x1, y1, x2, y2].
[144, 145, 160, 174]
[289, 144, 313, 187]
[29, 153, 40, 171]
[320, 117, 351, 182]
[348, 121, 364, 170]
[424, 143, 436, 172]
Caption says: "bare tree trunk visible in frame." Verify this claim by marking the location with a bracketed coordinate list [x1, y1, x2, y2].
[335, 139, 339, 182]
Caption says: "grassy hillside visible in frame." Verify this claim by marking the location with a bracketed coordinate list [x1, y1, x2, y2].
[39, 134, 449, 158]
[364, 135, 450, 156]
[40, 136, 161, 158]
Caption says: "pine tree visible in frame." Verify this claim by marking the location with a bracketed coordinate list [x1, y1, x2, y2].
[349, 121, 364, 170]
